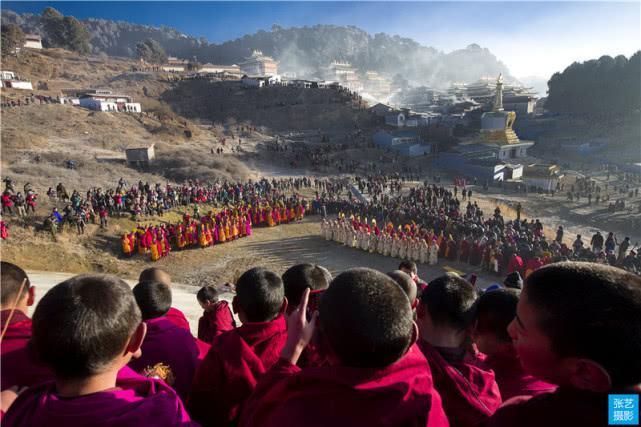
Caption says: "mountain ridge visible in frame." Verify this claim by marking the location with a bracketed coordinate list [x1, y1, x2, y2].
[2, 9, 512, 88]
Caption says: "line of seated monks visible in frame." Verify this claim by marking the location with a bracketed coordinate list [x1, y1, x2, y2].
[0, 260, 640, 426]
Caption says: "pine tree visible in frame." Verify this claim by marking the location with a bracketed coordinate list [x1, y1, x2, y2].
[1, 24, 25, 55]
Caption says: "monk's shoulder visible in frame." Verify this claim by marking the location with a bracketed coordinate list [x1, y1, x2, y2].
[487, 392, 556, 427]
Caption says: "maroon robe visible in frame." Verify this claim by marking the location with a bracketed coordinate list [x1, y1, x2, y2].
[447, 240, 458, 261]
[165, 307, 191, 332]
[2, 376, 197, 427]
[469, 243, 482, 266]
[195, 338, 211, 363]
[188, 315, 287, 427]
[1, 310, 51, 390]
[482, 349, 556, 400]
[460, 240, 471, 263]
[128, 317, 198, 400]
[487, 387, 612, 427]
[418, 340, 502, 427]
[197, 301, 236, 344]
[239, 344, 449, 427]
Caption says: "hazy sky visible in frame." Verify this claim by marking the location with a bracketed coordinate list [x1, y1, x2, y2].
[4, 1, 640, 79]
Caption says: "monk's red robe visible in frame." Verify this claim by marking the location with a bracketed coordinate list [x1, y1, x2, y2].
[418, 340, 502, 427]
[470, 243, 482, 266]
[1, 310, 32, 357]
[1, 309, 146, 391]
[2, 377, 197, 427]
[197, 301, 236, 344]
[195, 338, 211, 364]
[460, 240, 470, 263]
[482, 349, 556, 401]
[165, 306, 191, 332]
[239, 344, 449, 427]
[487, 388, 612, 427]
[128, 317, 198, 399]
[188, 315, 287, 427]
[507, 254, 524, 275]
[523, 258, 544, 278]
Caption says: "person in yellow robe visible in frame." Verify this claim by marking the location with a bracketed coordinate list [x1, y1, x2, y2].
[199, 224, 208, 248]
[225, 220, 231, 241]
[219, 222, 227, 243]
[205, 224, 213, 246]
[232, 220, 239, 240]
[121, 234, 132, 256]
[267, 206, 275, 227]
[150, 238, 160, 261]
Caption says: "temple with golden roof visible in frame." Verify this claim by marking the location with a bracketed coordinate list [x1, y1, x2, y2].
[477, 74, 534, 160]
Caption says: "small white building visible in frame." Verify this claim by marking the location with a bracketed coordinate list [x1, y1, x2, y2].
[161, 57, 188, 73]
[126, 144, 156, 167]
[1, 71, 33, 89]
[8, 81, 34, 90]
[78, 92, 141, 112]
[161, 65, 185, 73]
[23, 34, 43, 50]
[199, 63, 242, 78]
[523, 164, 564, 191]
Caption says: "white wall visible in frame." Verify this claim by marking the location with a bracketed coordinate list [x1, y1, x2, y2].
[162, 66, 185, 72]
[8, 81, 33, 90]
[79, 98, 117, 111]
[24, 40, 43, 49]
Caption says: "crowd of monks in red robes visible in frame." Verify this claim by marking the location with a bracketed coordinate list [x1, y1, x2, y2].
[2, 261, 639, 427]
[121, 202, 306, 261]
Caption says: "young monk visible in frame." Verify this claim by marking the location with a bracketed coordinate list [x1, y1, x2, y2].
[399, 260, 428, 289]
[188, 267, 288, 427]
[416, 273, 502, 427]
[239, 268, 449, 427]
[387, 270, 418, 308]
[0, 262, 48, 390]
[282, 263, 333, 367]
[488, 262, 641, 427]
[281, 263, 332, 315]
[2, 274, 196, 426]
[473, 288, 556, 400]
[139, 267, 190, 332]
[196, 285, 236, 344]
[129, 280, 199, 400]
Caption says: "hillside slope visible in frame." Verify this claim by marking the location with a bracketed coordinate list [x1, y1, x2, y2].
[1, 105, 254, 190]
[162, 80, 371, 131]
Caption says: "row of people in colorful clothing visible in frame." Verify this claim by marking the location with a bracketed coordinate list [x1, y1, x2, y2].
[321, 215, 550, 278]
[122, 202, 306, 261]
[321, 217, 440, 265]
